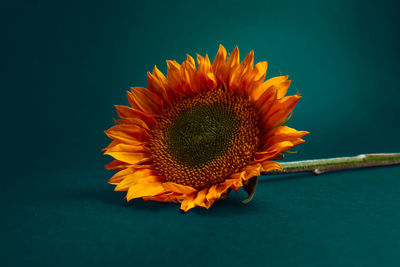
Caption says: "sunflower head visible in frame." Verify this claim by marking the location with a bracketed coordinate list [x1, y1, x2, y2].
[104, 45, 309, 212]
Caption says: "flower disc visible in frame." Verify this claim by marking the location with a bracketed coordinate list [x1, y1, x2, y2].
[150, 88, 260, 189]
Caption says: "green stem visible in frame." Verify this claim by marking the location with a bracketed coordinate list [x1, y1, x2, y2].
[265, 153, 400, 175]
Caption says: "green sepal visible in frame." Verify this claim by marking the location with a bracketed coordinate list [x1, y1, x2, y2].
[282, 150, 298, 154]
[242, 176, 258, 204]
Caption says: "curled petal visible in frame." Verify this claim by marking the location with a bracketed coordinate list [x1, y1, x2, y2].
[205, 185, 219, 204]
[194, 188, 209, 208]
[241, 163, 262, 180]
[259, 160, 283, 172]
[180, 193, 197, 212]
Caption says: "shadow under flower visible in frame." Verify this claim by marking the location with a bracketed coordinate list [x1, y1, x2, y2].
[71, 171, 321, 214]
[259, 172, 316, 184]
[70, 183, 265, 214]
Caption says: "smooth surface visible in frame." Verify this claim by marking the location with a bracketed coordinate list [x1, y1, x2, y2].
[2, 0, 400, 266]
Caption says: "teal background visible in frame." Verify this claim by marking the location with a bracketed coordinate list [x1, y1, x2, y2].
[2, 0, 400, 266]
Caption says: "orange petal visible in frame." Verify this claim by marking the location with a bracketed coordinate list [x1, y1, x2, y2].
[260, 81, 291, 106]
[197, 54, 217, 91]
[128, 87, 163, 115]
[230, 177, 244, 191]
[126, 180, 165, 201]
[260, 94, 301, 131]
[241, 163, 262, 180]
[105, 124, 150, 144]
[243, 61, 268, 96]
[216, 179, 234, 194]
[262, 126, 309, 147]
[252, 150, 276, 161]
[105, 143, 151, 154]
[108, 167, 135, 185]
[212, 44, 227, 86]
[142, 192, 181, 203]
[105, 160, 131, 171]
[254, 141, 297, 161]
[115, 168, 159, 191]
[226, 46, 240, 71]
[251, 76, 289, 103]
[194, 188, 209, 208]
[180, 193, 197, 212]
[166, 60, 183, 96]
[153, 65, 175, 102]
[262, 137, 306, 152]
[126, 91, 140, 110]
[230, 171, 246, 181]
[115, 105, 155, 124]
[104, 151, 152, 165]
[264, 125, 309, 138]
[114, 119, 129, 125]
[241, 50, 254, 69]
[250, 61, 268, 82]
[259, 160, 282, 172]
[162, 182, 197, 195]
[181, 55, 201, 95]
[220, 46, 240, 90]
[276, 81, 291, 99]
[263, 75, 290, 94]
[115, 117, 150, 131]
[186, 54, 196, 67]
[254, 86, 279, 112]
[229, 50, 254, 95]
[103, 139, 121, 151]
[147, 66, 170, 104]
[229, 164, 262, 189]
[205, 185, 219, 203]
[201, 180, 234, 206]
[115, 106, 153, 130]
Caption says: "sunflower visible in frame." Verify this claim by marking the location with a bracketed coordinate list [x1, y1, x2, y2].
[104, 45, 309, 212]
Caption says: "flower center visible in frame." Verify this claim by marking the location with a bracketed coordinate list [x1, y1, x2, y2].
[150, 88, 260, 189]
[167, 103, 235, 167]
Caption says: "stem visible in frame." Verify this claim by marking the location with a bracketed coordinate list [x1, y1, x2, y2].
[264, 153, 400, 175]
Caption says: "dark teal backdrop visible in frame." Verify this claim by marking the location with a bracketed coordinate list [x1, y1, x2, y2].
[2, 0, 400, 266]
